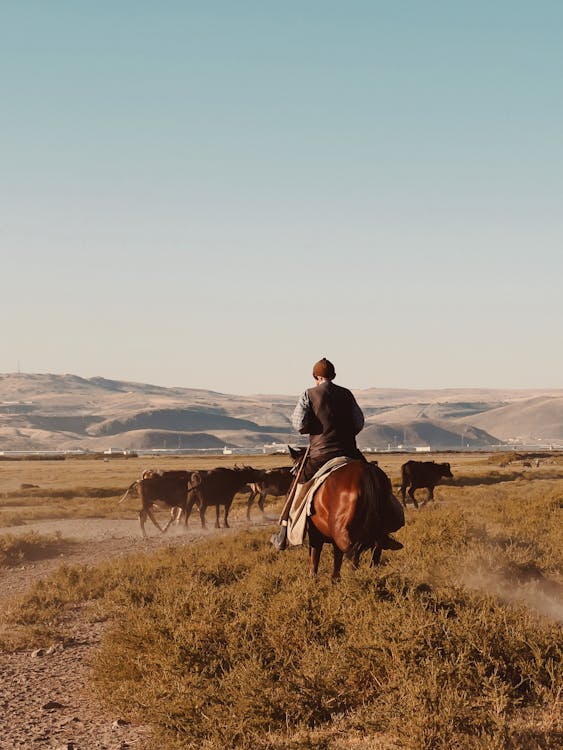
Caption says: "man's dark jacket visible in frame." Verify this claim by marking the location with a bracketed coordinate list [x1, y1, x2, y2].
[301, 381, 363, 460]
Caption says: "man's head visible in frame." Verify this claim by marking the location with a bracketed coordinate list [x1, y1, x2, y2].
[312, 358, 336, 381]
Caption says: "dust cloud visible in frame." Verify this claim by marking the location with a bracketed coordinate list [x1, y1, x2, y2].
[462, 568, 563, 623]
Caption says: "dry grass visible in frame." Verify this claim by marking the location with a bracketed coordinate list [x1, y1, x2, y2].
[0, 454, 292, 528]
[1, 453, 561, 748]
[0, 531, 71, 567]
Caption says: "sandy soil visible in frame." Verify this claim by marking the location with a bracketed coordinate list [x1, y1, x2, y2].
[0, 515, 275, 749]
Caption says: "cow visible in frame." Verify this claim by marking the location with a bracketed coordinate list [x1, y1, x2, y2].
[246, 466, 293, 520]
[139, 469, 204, 526]
[136, 469, 195, 525]
[399, 460, 453, 508]
[119, 470, 201, 538]
[185, 466, 262, 529]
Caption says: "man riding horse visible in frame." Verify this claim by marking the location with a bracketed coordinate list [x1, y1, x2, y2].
[271, 358, 403, 552]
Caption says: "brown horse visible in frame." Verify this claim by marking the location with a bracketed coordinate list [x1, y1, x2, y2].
[289, 448, 404, 581]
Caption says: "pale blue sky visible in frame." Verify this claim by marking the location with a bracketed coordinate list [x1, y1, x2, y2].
[2, 1, 562, 394]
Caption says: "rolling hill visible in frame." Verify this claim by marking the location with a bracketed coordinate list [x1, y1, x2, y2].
[0, 373, 561, 453]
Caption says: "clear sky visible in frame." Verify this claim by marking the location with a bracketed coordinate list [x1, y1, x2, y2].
[2, 1, 562, 395]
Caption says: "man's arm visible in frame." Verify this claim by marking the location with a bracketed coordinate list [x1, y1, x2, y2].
[351, 397, 364, 435]
[291, 390, 312, 434]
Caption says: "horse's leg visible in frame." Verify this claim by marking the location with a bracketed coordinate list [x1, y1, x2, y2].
[199, 504, 207, 529]
[215, 504, 221, 528]
[308, 524, 323, 578]
[331, 526, 353, 559]
[370, 544, 382, 566]
[408, 486, 419, 509]
[331, 544, 344, 583]
[224, 500, 231, 528]
[309, 543, 322, 577]
[257, 490, 266, 515]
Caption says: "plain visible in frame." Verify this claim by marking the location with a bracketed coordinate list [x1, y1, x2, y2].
[0, 452, 561, 749]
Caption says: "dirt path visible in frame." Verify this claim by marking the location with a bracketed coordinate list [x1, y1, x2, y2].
[0, 515, 276, 749]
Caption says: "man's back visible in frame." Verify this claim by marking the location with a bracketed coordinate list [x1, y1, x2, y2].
[307, 381, 362, 458]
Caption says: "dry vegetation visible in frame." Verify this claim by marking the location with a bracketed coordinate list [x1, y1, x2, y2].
[0, 454, 289, 529]
[0, 453, 562, 749]
[0, 531, 71, 567]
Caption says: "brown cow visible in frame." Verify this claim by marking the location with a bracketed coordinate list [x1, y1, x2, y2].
[399, 460, 453, 508]
[119, 470, 201, 538]
[185, 466, 262, 529]
[139, 469, 203, 526]
[246, 466, 293, 520]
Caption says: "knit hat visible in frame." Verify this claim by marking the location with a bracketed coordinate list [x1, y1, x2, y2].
[312, 358, 336, 380]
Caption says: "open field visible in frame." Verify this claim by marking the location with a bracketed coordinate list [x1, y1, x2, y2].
[0, 452, 561, 749]
[1, 451, 561, 529]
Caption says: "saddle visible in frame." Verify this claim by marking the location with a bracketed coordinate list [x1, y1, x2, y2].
[287, 457, 355, 546]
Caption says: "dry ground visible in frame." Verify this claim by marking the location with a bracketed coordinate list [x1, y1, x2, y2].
[0, 517, 277, 750]
[0, 455, 281, 750]
[0, 452, 560, 749]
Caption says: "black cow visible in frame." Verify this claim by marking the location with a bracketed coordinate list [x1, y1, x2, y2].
[246, 467, 293, 520]
[119, 470, 200, 538]
[399, 460, 453, 508]
[185, 466, 262, 529]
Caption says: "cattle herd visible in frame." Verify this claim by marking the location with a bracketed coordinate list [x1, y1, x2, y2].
[119, 465, 294, 538]
[119, 459, 455, 539]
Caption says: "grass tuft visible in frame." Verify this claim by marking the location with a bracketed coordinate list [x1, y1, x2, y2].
[0, 532, 70, 567]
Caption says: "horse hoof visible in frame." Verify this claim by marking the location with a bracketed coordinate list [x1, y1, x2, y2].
[379, 536, 403, 550]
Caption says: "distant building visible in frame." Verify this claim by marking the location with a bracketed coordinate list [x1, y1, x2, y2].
[415, 446, 432, 453]
[262, 443, 290, 454]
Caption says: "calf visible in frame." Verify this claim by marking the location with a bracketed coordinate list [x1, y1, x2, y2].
[246, 466, 293, 520]
[186, 466, 262, 529]
[399, 460, 453, 509]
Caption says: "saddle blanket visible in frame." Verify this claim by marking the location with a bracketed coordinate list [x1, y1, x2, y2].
[287, 456, 355, 547]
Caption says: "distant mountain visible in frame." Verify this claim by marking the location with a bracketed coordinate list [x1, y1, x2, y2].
[459, 396, 563, 444]
[358, 420, 500, 451]
[0, 373, 561, 453]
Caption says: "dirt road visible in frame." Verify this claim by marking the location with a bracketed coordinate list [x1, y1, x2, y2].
[0, 515, 275, 749]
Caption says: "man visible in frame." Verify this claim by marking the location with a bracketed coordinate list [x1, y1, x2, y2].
[292, 357, 365, 482]
[271, 358, 402, 551]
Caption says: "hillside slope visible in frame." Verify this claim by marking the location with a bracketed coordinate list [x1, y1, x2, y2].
[459, 396, 563, 443]
[0, 373, 561, 452]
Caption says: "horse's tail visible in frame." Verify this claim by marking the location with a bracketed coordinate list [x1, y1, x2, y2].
[348, 463, 385, 556]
